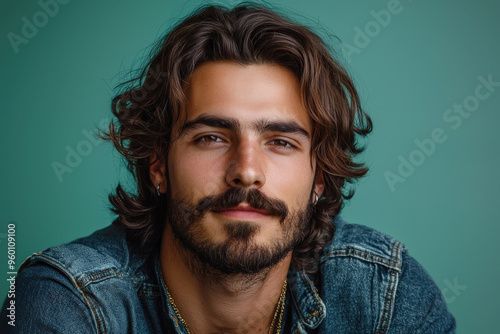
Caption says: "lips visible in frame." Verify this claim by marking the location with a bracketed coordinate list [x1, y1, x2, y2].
[212, 204, 271, 219]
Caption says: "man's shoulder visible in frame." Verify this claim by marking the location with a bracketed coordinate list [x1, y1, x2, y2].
[313, 216, 456, 332]
[321, 216, 405, 272]
[20, 222, 149, 280]
[4, 223, 164, 333]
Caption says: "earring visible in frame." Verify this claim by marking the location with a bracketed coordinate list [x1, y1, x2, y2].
[157, 183, 161, 196]
[313, 192, 319, 206]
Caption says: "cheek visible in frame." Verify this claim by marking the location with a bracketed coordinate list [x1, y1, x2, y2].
[266, 157, 315, 208]
[167, 147, 225, 200]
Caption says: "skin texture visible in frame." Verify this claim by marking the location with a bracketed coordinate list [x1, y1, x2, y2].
[150, 61, 324, 333]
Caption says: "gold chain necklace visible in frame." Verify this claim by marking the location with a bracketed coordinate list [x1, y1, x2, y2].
[267, 278, 287, 334]
[162, 278, 287, 334]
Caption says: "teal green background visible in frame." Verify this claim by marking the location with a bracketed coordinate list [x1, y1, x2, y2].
[1, 0, 499, 332]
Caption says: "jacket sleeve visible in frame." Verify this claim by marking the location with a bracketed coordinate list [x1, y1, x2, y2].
[1, 262, 97, 334]
[389, 249, 457, 333]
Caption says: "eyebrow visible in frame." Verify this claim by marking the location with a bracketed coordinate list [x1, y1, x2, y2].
[179, 115, 310, 139]
[254, 119, 310, 139]
[180, 115, 240, 134]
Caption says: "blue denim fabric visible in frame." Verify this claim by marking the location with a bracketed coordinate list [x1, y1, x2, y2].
[1, 216, 456, 333]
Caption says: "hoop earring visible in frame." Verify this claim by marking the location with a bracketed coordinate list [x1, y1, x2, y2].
[313, 192, 319, 206]
[157, 183, 161, 196]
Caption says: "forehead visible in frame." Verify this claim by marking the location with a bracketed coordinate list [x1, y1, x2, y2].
[182, 61, 311, 132]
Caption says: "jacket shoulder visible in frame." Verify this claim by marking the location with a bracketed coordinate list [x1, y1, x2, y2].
[8, 224, 161, 333]
[20, 222, 147, 281]
[321, 216, 405, 272]
[317, 216, 456, 332]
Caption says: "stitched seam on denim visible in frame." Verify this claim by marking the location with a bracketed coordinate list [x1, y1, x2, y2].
[383, 242, 401, 333]
[381, 243, 399, 333]
[289, 274, 319, 331]
[66, 276, 104, 334]
[322, 248, 402, 272]
[289, 282, 302, 333]
[379, 241, 397, 333]
[137, 288, 161, 299]
[377, 270, 396, 334]
[376, 240, 396, 334]
[79, 268, 121, 286]
[25, 254, 107, 334]
[324, 249, 389, 266]
[168, 303, 182, 332]
[79, 283, 108, 334]
[299, 271, 324, 326]
[377, 241, 401, 334]
[137, 279, 161, 299]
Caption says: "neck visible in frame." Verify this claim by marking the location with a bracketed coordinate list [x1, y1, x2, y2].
[159, 224, 290, 334]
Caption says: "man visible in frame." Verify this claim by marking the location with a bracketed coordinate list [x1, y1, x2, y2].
[2, 3, 455, 333]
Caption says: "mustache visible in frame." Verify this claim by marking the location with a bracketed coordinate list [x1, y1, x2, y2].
[195, 188, 289, 221]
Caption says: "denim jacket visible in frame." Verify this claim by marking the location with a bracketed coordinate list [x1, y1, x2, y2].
[1, 216, 456, 333]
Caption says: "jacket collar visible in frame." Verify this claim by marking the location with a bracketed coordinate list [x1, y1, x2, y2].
[287, 267, 326, 331]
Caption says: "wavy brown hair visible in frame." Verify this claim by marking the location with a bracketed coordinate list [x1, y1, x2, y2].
[103, 3, 372, 273]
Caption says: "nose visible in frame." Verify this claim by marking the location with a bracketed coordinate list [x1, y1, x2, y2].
[225, 138, 266, 189]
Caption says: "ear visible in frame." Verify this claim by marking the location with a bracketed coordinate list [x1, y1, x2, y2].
[313, 169, 325, 200]
[150, 153, 167, 194]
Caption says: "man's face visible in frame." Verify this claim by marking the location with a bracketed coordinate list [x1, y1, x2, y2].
[165, 61, 323, 275]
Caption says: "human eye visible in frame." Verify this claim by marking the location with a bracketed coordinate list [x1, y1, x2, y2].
[194, 134, 225, 146]
[267, 138, 297, 151]
[199, 135, 222, 142]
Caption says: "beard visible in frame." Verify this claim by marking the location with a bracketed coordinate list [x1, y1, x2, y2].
[166, 187, 313, 278]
